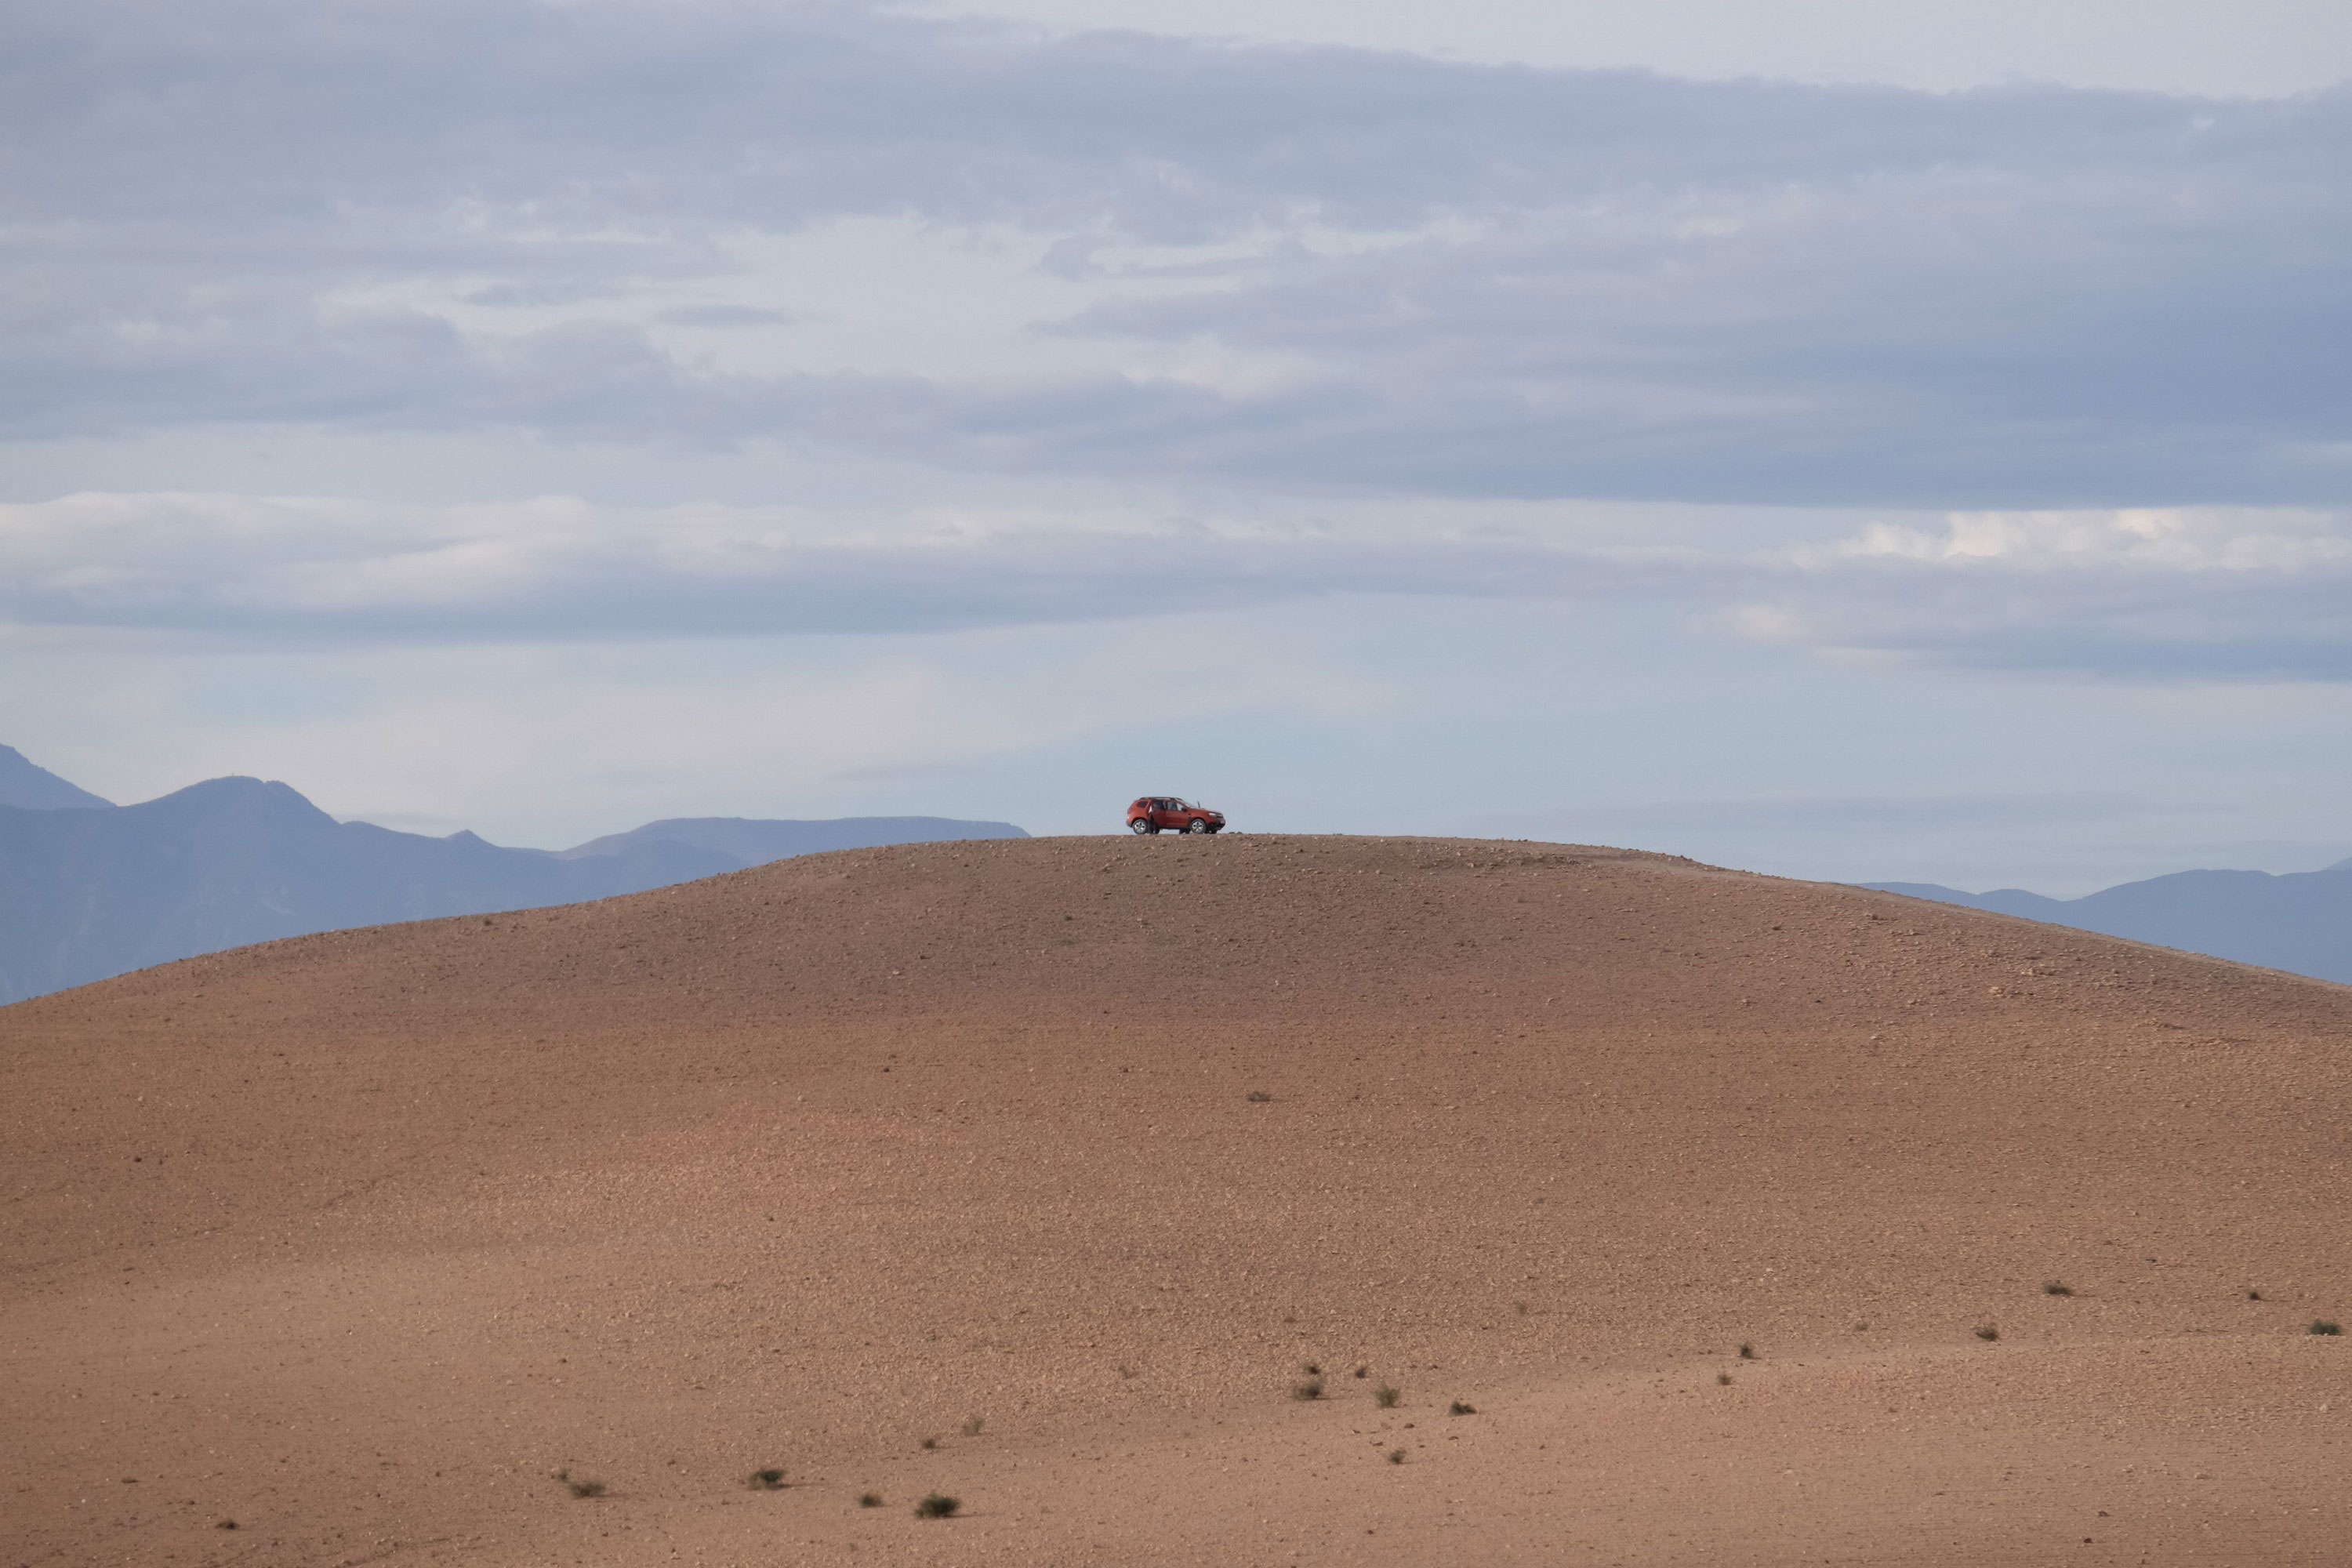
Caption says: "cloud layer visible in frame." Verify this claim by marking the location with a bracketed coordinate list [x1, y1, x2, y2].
[1758, 508, 2352, 677]
[6, 0, 2348, 505]
[0, 492, 1708, 639]
[8, 491, 2349, 679]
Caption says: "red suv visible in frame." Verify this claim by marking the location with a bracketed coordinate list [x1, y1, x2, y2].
[1127, 796, 1225, 834]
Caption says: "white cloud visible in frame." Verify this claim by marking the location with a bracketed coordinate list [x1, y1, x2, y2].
[1825, 509, 2352, 572]
[1732, 506, 2352, 677]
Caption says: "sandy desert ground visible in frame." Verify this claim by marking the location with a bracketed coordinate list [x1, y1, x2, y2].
[5, 833, 2350, 1566]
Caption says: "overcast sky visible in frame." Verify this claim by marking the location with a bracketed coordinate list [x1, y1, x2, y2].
[3, 0, 2348, 893]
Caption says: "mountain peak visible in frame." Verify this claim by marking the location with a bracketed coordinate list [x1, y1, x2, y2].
[136, 775, 340, 828]
[0, 744, 114, 811]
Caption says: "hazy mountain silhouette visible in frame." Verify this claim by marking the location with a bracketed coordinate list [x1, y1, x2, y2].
[0, 753, 1025, 1006]
[0, 744, 114, 811]
[1867, 863, 2352, 985]
[561, 815, 1027, 865]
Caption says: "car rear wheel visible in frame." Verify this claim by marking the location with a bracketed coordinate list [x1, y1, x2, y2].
[1129, 818, 1155, 834]
[1185, 817, 1213, 833]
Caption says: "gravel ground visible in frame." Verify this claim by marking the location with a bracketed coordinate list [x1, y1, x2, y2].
[5, 833, 2348, 1566]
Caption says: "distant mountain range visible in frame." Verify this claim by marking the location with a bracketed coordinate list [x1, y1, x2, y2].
[0, 744, 114, 811]
[1866, 861, 2352, 985]
[0, 746, 1025, 1005]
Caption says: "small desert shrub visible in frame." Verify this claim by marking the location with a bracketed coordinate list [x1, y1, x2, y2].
[1513, 1300, 1530, 1316]
[1374, 1384, 1401, 1409]
[913, 1493, 960, 1519]
[1292, 1376, 1326, 1401]
[1303, 1361, 1322, 1374]
[918, 1436, 938, 1450]
[746, 1468, 786, 1490]
[1737, 1342, 1755, 1360]
[1246, 1090, 1272, 1103]
[2311, 1319, 2343, 1336]
[1385, 1448, 1406, 1465]
[960, 1415, 985, 1437]
[858, 1492, 884, 1508]
[1974, 1323, 2000, 1341]
[567, 1477, 607, 1498]
[1352, 1364, 1369, 1379]
[2248, 1289, 2264, 1301]
[1450, 1399, 1477, 1414]
[214, 1519, 238, 1530]
[2042, 1281, 2073, 1297]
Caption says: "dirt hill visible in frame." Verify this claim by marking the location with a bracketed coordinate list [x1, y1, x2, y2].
[5, 834, 2349, 1566]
